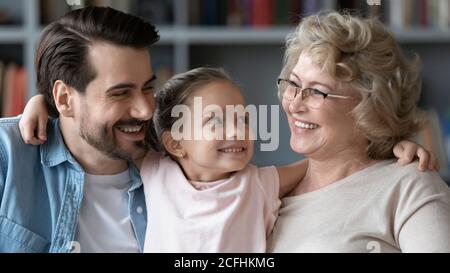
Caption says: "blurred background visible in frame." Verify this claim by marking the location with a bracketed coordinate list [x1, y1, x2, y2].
[0, 0, 448, 183]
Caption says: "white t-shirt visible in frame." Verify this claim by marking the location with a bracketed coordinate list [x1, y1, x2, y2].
[140, 152, 281, 253]
[268, 160, 450, 253]
[74, 170, 140, 253]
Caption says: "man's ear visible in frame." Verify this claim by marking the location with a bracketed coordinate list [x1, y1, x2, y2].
[162, 131, 186, 159]
[53, 80, 76, 117]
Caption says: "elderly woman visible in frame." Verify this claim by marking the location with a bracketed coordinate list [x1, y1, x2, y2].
[268, 12, 450, 253]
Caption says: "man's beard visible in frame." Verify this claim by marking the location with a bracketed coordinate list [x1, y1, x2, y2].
[79, 112, 149, 161]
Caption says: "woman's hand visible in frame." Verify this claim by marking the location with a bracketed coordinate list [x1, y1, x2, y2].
[19, 94, 49, 145]
[393, 140, 439, 172]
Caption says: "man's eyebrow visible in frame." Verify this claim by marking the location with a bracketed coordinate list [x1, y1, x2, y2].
[142, 75, 158, 88]
[105, 75, 157, 93]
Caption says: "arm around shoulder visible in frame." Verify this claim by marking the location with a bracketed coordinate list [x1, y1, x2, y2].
[276, 159, 308, 197]
[0, 133, 8, 204]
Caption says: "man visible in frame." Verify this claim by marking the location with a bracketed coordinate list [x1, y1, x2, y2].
[0, 7, 159, 252]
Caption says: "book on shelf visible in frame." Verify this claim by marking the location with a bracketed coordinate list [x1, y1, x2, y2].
[130, 0, 174, 25]
[88, 0, 132, 13]
[1, 63, 15, 117]
[85, 0, 175, 25]
[40, 0, 70, 25]
[0, 9, 17, 26]
[36, 0, 450, 30]
[303, 0, 321, 17]
[274, 0, 290, 25]
[0, 62, 26, 118]
[389, 0, 450, 30]
[189, 0, 201, 25]
[187, 0, 393, 27]
[40, 0, 174, 26]
[0, 1, 23, 25]
[201, 0, 220, 25]
[252, 0, 275, 27]
[190, 0, 300, 27]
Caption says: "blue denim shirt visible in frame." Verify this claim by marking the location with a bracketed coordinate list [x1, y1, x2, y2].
[0, 117, 147, 253]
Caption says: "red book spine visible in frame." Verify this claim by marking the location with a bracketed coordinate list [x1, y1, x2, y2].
[252, 0, 274, 27]
[12, 68, 26, 116]
[420, 0, 428, 27]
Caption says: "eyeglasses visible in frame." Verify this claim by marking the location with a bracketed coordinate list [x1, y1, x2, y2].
[277, 78, 350, 109]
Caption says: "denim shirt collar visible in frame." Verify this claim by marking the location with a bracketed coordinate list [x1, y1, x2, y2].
[40, 119, 82, 170]
[128, 162, 143, 191]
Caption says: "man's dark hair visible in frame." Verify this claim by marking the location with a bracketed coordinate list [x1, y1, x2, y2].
[36, 6, 160, 117]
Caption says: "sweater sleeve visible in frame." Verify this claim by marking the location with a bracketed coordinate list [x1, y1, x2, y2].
[396, 171, 450, 253]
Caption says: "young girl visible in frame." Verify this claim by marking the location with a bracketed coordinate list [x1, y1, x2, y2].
[143, 68, 319, 252]
[20, 67, 437, 253]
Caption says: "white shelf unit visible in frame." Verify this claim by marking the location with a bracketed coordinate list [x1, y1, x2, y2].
[0, 0, 449, 175]
[0, 26, 27, 42]
[0, 0, 39, 100]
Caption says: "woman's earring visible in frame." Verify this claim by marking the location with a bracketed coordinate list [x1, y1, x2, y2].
[179, 152, 185, 159]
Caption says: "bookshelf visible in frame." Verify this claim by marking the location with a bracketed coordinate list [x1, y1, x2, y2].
[0, 0, 449, 183]
[0, 0, 39, 107]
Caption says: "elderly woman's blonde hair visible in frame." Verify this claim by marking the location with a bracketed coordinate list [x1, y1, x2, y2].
[280, 11, 424, 159]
